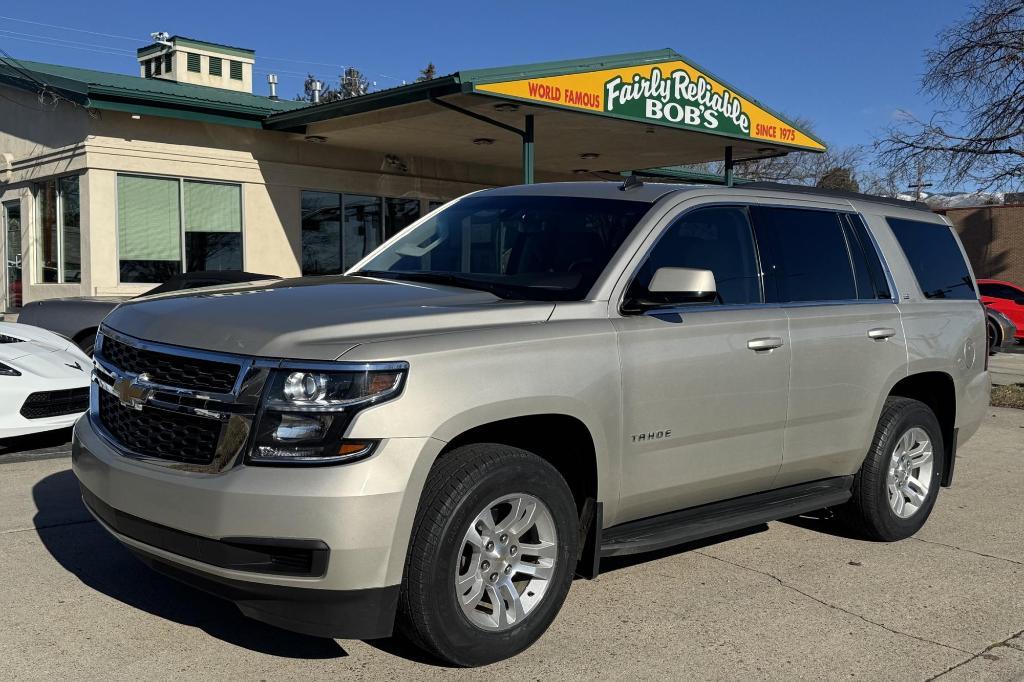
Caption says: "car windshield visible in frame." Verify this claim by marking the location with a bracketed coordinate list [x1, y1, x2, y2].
[352, 194, 652, 301]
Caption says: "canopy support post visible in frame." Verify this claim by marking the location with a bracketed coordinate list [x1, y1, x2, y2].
[724, 146, 735, 187]
[523, 115, 535, 184]
[428, 95, 536, 184]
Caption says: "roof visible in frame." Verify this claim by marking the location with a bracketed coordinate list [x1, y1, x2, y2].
[137, 36, 256, 59]
[265, 48, 825, 154]
[480, 180, 932, 212]
[0, 59, 306, 128]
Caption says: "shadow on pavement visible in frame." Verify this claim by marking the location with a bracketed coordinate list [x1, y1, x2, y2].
[32, 469, 348, 660]
[0, 427, 73, 463]
[779, 508, 867, 540]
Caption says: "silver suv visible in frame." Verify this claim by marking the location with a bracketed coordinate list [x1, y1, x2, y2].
[73, 181, 990, 666]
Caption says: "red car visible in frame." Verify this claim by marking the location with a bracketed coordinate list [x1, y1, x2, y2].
[978, 278, 1024, 341]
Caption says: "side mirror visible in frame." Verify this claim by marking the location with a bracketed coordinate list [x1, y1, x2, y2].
[624, 267, 718, 313]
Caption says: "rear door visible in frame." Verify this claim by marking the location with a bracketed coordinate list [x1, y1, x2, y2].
[748, 205, 908, 486]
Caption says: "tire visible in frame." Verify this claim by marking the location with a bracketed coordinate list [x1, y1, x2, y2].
[837, 397, 944, 541]
[396, 443, 579, 667]
[987, 319, 1000, 353]
[77, 331, 97, 357]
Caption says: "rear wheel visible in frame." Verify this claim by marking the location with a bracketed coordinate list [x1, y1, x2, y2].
[397, 443, 578, 667]
[987, 318, 1001, 353]
[837, 397, 944, 541]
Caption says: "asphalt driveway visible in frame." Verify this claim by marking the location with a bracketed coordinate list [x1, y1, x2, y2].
[2, 409, 1023, 680]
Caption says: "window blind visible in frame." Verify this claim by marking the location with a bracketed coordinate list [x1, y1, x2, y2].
[184, 181, 241, 233]
[117, 176, 181, 261]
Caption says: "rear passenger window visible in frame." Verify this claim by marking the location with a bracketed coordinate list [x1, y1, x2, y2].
[886, 218, 976, 300]
[628, 206, 761, 305]
[843, 212, 892, 296]
[750, 207, 856, 303]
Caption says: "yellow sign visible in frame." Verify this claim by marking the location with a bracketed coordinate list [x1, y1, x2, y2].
[473, 59, 825, 152]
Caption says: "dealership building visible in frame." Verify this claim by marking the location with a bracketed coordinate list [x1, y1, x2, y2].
[0, 36, 825, 312]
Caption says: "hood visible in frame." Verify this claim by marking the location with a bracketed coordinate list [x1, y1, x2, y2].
[102, 275, 555, 359]
[0, 322, 91, 377]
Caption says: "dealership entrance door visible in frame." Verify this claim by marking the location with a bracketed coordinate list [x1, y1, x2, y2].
[3, 200, 21, 310]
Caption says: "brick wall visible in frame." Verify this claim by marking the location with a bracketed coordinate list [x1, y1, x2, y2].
[935, 205, 1024, 286]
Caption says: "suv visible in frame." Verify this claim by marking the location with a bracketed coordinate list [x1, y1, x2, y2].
[73, 182, 990, 666]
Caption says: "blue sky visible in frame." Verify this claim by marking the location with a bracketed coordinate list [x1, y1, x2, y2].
[1, 0, 972, 151]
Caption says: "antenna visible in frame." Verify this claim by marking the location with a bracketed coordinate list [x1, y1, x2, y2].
[620, 174, 644, 192]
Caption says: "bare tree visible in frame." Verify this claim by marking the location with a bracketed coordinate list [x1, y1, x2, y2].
[876, 0, 1024, 190]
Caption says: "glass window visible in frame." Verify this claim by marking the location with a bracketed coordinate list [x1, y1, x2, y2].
[628, 206, 761, 305]
[845, 214, 891, 300]
[117, 175, 245, 282]
[35, 176, 81, 284]
[118, 175, 182, 283]
[751, 207, 857, 303]
[60, 176, 81, 283]
[384, 197, 420, 239]
[184, 181, 242, 272]
[37, 179, 58, 283]
[4, 201, 21, 309]
[887, 217, 976, 300]
[344, 195, 383, 270]
[301, 191, 342, 275]
[358, 195, 651, 301]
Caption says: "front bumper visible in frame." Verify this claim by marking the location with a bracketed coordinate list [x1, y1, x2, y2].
[72, 414, 442, 639]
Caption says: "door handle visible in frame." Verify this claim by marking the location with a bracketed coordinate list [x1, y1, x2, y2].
[867, 327, 896, 340]
[747, 337, 784, 352]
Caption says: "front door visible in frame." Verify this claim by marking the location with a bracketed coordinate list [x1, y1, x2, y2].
[612, 206, 789, 522]
[3, 201, 21, 311]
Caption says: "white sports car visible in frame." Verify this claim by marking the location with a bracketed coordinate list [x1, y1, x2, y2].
[0, 322, 92, 438]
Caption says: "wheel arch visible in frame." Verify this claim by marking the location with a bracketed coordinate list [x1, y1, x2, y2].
[887, 371, 957, 487]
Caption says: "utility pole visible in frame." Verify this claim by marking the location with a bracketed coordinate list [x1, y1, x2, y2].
[908, 160, 932, 201]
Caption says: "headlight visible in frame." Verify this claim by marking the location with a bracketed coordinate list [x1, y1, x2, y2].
[247, 364, 407, 466]
[0, 361, 21, 376]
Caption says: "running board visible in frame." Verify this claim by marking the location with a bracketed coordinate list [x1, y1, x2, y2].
[600, 476, 853, 558]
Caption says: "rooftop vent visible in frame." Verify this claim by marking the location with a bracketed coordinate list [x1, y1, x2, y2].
[137, 35, 255, 94]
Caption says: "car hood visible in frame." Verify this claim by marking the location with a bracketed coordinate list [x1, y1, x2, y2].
[0, 322, 91, 372]
[102, 275, 555, 359]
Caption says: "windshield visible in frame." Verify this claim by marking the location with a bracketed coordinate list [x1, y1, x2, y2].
[353, 194, 651, 301]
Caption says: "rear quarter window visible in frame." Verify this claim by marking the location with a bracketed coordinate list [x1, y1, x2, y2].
[886, 218, 976, 300]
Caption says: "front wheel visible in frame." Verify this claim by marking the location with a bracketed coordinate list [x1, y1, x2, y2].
[837, 397, 944, 541]
[397, 443, 579, 667]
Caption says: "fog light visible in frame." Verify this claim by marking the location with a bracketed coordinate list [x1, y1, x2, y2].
[272, 413, 330, 442]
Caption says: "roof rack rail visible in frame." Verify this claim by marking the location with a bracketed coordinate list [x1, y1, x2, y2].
[739, 182, 930, 211]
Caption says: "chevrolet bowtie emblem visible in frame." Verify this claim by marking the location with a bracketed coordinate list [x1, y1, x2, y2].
[112, 372, 153, 411]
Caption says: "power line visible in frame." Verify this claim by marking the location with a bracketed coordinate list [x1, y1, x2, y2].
[0, 15, 141, 42]
[0, 34, 140, 59]
[0, 30, 136, 56]
[0, 15, 409, 84]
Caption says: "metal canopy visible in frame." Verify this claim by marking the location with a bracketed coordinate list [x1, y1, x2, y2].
[264, 49, 826, 185]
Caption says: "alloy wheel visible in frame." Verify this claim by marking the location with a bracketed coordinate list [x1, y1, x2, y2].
[886, 427, 934, 519]
[455, 493, 558, 631]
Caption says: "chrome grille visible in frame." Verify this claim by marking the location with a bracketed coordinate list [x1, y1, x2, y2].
[99, 334, 241, 394]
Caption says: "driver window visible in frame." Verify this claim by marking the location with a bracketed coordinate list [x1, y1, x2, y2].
[627, 206, 762, 305]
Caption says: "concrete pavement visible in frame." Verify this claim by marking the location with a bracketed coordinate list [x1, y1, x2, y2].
[991, 351, 1024, 386]
[2, 409, 1023, 680]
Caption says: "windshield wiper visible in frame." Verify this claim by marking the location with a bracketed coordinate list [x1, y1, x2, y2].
[351, 270, 517, 298]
